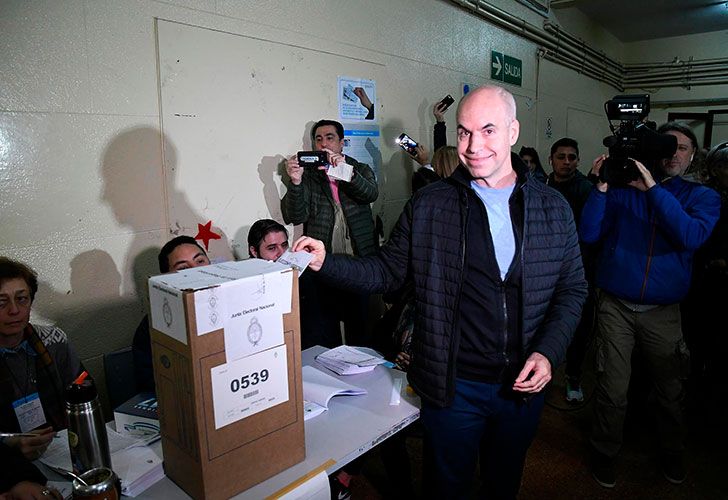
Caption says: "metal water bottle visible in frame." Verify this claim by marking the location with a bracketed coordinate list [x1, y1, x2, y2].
[65, 374, 112, 473]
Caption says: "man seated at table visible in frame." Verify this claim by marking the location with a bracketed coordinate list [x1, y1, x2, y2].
[247, 219, 289, 261]
[132, 236, 210, 393]
[247, 219, 341, 349]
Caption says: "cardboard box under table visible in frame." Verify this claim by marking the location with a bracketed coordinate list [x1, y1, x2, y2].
[148, 260, 304, 499]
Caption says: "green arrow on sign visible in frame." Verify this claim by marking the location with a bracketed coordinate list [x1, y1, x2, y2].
[491, 51, 503, 81]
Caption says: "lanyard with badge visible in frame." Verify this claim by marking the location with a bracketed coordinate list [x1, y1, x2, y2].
[2, 346, 47, 432]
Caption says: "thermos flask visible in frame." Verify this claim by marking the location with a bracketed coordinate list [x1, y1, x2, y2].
[65, 374, 112, 473]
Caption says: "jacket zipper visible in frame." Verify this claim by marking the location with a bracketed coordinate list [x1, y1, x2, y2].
[447, 187, 468, 402]
[639, 214, 658, 302]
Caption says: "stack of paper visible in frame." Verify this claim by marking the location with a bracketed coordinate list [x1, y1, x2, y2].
[314, 345, 387, 375]
[40, 424, 164, 497]
[302, 365, 367, 420]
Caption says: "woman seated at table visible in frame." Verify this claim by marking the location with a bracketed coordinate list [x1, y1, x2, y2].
[0, 257, 83, 460]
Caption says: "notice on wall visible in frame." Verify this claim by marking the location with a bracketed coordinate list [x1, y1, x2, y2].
[210, 345, 289, 429]
[338, 76, 376, 122]
[342, 125, 381, 179]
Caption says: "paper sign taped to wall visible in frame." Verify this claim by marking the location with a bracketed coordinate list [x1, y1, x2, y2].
[210, 344, 289, 429]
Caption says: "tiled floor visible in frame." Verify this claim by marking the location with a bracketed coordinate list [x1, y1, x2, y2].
[354, 361, 725, 499]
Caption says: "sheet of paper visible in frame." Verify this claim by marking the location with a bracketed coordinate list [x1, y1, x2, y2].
[278, 470, 330, 500]
[40, 425, 155, 471]
[302, 366, 367, 409]
[224, 308, 283, 363]
[303, 400, 327, 421]
[112, 445, 164, 496]
[219, 275, 287, 362]
[194, 286, 226, 336]
[277, 250, 314, 276]
[315, 346, 386, 375]
[210, 345, 289, 429]
[318, 345, 383, 364]
[148, 281, 187, 345]
[327, 162, 353, 182]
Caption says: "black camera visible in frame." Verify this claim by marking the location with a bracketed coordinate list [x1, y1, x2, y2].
[600, 94, 677, 186]
[297, 151, 328, 168]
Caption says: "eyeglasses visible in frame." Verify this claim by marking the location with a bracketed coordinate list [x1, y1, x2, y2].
[554, 154, 578, 161]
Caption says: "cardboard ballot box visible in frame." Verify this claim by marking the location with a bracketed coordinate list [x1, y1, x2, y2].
[148, 260, 304, 500]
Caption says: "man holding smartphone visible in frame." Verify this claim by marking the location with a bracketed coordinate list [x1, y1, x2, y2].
[281, 119, 378, 346]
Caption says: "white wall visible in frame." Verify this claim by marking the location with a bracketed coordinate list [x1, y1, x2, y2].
[623, 30, 728, 143]
[0, 0, 723, 406]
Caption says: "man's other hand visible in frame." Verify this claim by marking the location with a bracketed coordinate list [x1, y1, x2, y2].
[292, 236, 326, 271]
[286, 155, 303, 185]
[512, 352, 552, 394]
[322, 148, 345, 168]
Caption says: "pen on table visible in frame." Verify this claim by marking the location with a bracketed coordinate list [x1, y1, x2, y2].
[0, 432, 40, 438]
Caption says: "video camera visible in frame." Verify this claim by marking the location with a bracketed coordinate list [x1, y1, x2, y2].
[600, 94, 677, 186]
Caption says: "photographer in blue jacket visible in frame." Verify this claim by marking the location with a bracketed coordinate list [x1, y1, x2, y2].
[580, 122, 720, 489]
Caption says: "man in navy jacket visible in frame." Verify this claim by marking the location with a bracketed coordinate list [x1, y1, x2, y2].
[294, 86, 586, 499]
[580, 123, 720, 488]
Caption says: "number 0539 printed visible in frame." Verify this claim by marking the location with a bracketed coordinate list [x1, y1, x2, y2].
[210, 344, 289, 429]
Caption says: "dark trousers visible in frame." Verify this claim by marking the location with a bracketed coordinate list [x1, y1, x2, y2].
[565, 287, 596, 381]
[590, 291, 689, 458]
[420, 379, 545, 500]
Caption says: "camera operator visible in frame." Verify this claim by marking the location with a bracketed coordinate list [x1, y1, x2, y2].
[657, 122, 699, 178]
[580, 122, 721, 489]
[281, 119, 378, 347]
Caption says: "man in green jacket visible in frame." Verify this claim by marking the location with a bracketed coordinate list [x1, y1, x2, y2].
[281, 119, 378, 346]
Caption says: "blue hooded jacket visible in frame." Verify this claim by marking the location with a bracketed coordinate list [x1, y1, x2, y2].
[580, 176, 720, 304]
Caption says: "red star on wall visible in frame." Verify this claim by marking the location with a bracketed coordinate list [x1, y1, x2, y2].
[194, 220, 221, 251]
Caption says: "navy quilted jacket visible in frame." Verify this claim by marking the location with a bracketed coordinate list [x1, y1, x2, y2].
[320, 154, 587, 407]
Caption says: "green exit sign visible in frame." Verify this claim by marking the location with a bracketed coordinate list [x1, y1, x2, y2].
[491, 51, 522, 87]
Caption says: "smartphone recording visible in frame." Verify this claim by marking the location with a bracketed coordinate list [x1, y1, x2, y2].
[297, 151, 328, 168]
[438, 94, 455, 111]
[396, 133, 419, 156]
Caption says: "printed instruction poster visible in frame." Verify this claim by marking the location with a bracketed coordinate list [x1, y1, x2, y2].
[343, 125, 381, 179]
[338, 76, 376, 122]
